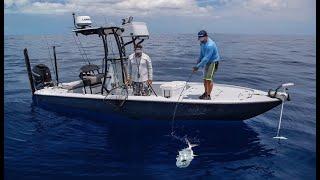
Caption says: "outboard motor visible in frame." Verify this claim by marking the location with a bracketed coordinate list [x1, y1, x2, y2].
[32, 64, 53, 89]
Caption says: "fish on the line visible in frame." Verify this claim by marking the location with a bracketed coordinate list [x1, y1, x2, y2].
[176, 138, 198, 168]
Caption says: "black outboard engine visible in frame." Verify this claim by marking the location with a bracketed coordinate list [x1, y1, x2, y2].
[32, 64, 53, 89]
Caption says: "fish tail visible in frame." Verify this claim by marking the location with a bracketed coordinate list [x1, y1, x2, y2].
[185, 138, 198, 148]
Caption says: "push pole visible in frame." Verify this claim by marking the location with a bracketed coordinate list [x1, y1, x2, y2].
[53, 46, 59, 85]
[23, 48, 35, 95]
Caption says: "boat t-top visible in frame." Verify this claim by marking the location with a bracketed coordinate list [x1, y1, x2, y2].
[23, 13, 294, 121]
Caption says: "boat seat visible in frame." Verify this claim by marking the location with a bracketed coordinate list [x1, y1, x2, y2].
[80, 64, 100, 73]
[81, 73, 104, 85]
[78, 64, 104, 94]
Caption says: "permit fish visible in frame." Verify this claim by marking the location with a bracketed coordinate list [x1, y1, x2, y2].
[176, 138, 198, 168]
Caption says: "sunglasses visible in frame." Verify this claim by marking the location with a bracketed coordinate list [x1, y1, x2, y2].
[198, 37, 206, 41]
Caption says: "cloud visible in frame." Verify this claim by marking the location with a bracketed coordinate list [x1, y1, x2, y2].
[244, 0, 288, 11]
[4, 0, 29, 7]
[3, 0, 296, 21]
[4, 0, 215, 17]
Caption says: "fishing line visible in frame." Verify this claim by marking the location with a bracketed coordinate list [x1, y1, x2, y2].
[76, 35, 91, 64]
[72, 33, 90, 65]
[170, 71, 194, 142]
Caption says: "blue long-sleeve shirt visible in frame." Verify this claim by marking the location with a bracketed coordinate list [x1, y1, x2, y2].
[196, 37, 220, 68]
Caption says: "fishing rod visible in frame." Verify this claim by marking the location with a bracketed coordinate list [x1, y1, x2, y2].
[42, 36, 57, 85]
[148, 83, 157, 96]
[72, 33, 90, 65]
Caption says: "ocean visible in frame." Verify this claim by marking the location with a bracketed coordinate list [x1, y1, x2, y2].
[4, 33, 316, 179]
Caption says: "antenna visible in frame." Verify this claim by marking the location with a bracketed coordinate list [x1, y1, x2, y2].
[122, 16, 133, 25]
[72, 12, 78, 29]
[104, 16, 108, 26]
[72, 12, 92, 29]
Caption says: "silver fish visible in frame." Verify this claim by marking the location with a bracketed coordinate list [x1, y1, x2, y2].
[176, 138, 198, 168]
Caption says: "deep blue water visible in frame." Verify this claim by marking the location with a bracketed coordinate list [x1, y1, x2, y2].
[4, 33, 316, 179]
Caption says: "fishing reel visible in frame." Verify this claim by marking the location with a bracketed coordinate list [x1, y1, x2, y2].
[268, 83, 294, 101]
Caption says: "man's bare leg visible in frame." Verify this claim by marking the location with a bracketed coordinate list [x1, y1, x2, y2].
[208, 80, 213, 96]
[203, 79, 208, 95]
[204, 80, 211, 96]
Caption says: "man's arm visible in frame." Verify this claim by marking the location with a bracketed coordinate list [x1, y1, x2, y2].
[146, 56, 153, 81]
[196, 46, 214, 68]
[197, 49, 203, 64]
[196, 58, 201, 64]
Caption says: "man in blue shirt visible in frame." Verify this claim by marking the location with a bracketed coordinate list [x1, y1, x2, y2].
[193, 30, 220, 100]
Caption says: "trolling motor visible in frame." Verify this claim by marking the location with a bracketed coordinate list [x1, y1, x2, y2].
[268, 83, 294, 140]
[268, 83, 294, 101]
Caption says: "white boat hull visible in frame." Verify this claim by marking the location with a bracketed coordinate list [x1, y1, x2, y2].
[33, 82, 282, 120]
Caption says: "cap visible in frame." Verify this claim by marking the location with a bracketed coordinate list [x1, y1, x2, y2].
[198, 30, 208, 38]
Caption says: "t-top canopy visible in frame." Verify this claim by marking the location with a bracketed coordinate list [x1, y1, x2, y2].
[72, 26, 124, 36]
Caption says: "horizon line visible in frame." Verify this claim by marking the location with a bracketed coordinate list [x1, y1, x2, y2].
[4, 32, 316, 37]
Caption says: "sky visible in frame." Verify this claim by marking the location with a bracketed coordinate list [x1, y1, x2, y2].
[4, 0, 316, 35]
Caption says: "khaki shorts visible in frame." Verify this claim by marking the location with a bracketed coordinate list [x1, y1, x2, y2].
[203, 62, 219, 81]
[132, 81, 151, 96]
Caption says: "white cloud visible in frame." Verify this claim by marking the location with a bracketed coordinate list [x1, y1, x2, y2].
[4, 0, 215, 17]
[244, 0, 288, 11]
[3, 0, 298, 21]
[4, 0, 29, 6]
[19, 2, 74, 14]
